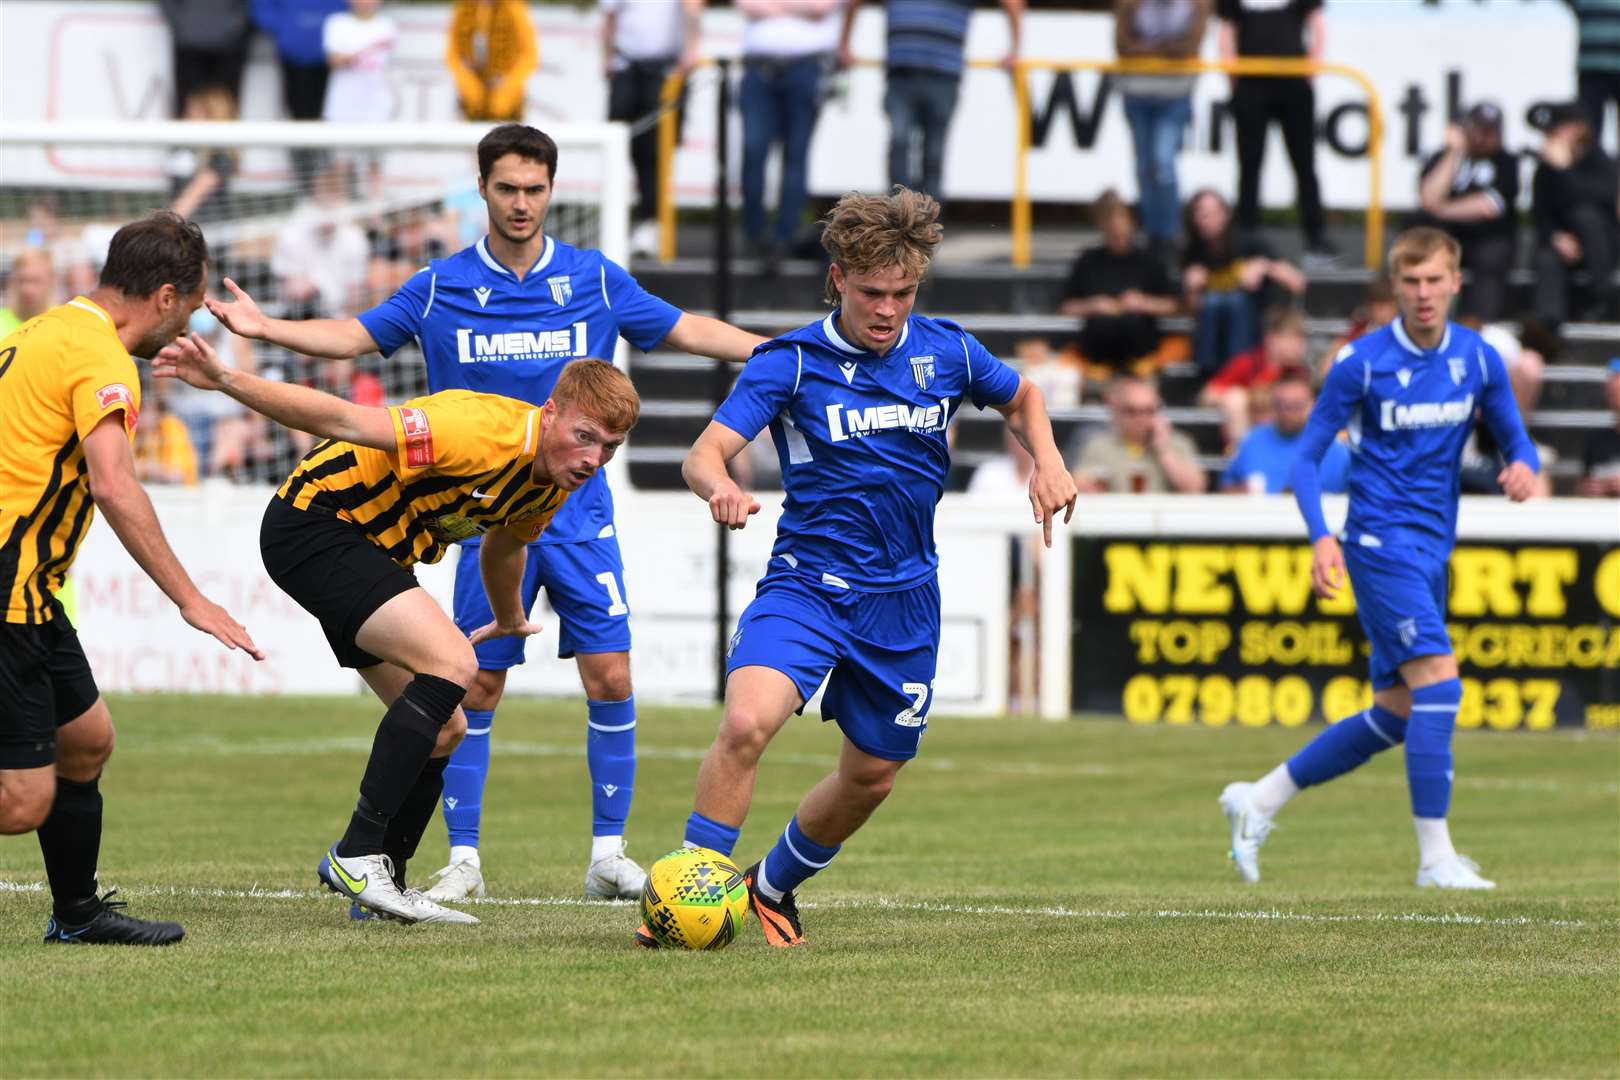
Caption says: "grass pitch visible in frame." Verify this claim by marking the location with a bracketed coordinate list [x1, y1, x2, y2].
[1, 695, 1615, 1078]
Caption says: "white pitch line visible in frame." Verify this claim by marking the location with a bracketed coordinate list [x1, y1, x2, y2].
[0, 880, 1597, 929]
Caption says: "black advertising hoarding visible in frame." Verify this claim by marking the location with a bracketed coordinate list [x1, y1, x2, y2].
[1071, 538, 1620, 731]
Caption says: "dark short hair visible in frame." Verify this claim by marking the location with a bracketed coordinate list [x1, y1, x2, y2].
[98, 211, 209, 299]
[477, 124, 559, 183]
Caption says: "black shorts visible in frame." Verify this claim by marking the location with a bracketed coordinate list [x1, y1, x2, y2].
[0, 614, 101, 769]
[260, 496, 418, 669]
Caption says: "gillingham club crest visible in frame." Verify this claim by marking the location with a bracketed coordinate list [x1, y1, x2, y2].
[547, 275, 572, 306]
[909, 354, 936, 390]
[1448, 357, 1467, 385]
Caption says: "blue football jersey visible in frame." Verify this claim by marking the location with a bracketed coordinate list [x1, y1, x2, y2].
[358, 235, 681, 544]
[1292, 319, 1539, 555]
[714, 312, 1022, 592]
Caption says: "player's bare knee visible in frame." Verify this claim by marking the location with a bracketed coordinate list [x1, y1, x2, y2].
[846, 761, 902, 806]
[716, 707, 776, 762]
[1375, 686, 1413, 719]
[577, 653, 631, 702]
[55, 703, 114, 781]
[433, 641, 481, 690]
[0, 774, 55, 834]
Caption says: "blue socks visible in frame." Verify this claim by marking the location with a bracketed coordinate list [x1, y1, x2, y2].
[1406, 679, 1461, 819]
[442, 708, 493, 849]
[1286, 704, 1409, 788]
[587, 696, 636, 837]
[760, 816, 840, 900]
[683, 812, 740, 858]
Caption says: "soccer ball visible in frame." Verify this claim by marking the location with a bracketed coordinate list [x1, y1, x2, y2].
[639, 847, 751, 950]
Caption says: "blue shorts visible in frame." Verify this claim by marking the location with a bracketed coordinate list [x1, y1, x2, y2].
[1344, 544, 1452, 690]
[725, 566, 940, 762]
[452, 534, 632, 669]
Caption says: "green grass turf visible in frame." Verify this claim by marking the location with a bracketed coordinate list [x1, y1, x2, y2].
[1, 695, 1615, 1078]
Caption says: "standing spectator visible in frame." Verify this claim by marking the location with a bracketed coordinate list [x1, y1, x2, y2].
[1217, 0, 1334, 261]
[1531, 103, 1619, 330]
[1072, 376, 1207, 493]
[1182, 188, 1305, 377]
[1417, 103, 1520, 322]
[738, 0, 843, 264]
[1201, 303, 1308, 447]
[1220, 371, 1346, 494]
[1572, 0, 1620, 153]
[273, 166, 371, 318]
[1059, 191, 1179, 377]
[447, 0, 538, 122]
[1578, 358, 1620, 496]
[323, 0, 398, 199]
[1114, 0, 1210, 261]
[0, 249, 57, 338]
[839, 0, 1024, 203]
[254, 0, 347, 193]
[168, 87, 240, 225]
[602, 0, 702, 259]
[159, 0, 251, 117]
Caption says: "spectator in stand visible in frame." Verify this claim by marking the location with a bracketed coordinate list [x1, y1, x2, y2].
[133, 384, 201, 487]
[273, 165, 371, 319]
[1467, 317, 1546, 424]
[0, 249, 57, 338]
[1201, 303, 1308, 447]
[738, 0, 843, 265]
[1059, 190, 1179, 378]
[1182, 188, 1306, 378]
[1531, 103, 1620, 330]
[166, 297, 262, 479]
[1317, 276, 1395, 379]
[168, 87, 240, 225]
[323, 0, 398, 199]
[1073, 376, 1207, 493]
[1573, 0, 1620, 153]
[447, 0, 538, 121]
[1114, 0, 1210, 263]
[1417, 103, 1520, 323]
[1015, 336, 1082, 409]
[838, 0, 1024, 204]
[603, 0, 702, 259]
[1578, 358, 1620, 496]
[159, 0, 251, 117]
[1217, 0, 1334, 262]
[1220, 370, 1346, 494]
[253, 0, 347, 192]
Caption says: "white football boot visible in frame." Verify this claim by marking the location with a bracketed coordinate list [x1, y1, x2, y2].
[422, 859, 486, 903]
[1219, 781, 1276, 883]
[398, 888, 480, 924]
[584, 839, 648, 900]
[1416, 854, 1497, 890]
[318, 847, 424, 922]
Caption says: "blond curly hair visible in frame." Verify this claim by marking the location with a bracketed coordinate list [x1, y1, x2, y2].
[820, 187, 943, 304]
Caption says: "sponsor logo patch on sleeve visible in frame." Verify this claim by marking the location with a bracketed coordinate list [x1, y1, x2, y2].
[399, 406, 434, 467]
[95, 382, 138, 430]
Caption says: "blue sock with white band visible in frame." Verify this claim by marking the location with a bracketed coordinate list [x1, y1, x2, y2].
[1406, 679, 1462, 819]
[683, 812, 740, 858]
[758, 816, 841, 901]
[587, 697, 636, 841]
[442, 708, 493, 852]
[1286, 705, 1409, 788]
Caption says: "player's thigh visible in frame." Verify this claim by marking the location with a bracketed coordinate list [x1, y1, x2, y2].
[1344, 545, 1451, 691]
[0, 618, 90, 776]
[358, 661, 467, 754]
[721, 663, 809, 753]
[823, 581, 941, 764]
[354, 587, 478, 688]
[453, 539, 545, 673]
[54, 696, 114, 782]
[534, 537, 633, 662]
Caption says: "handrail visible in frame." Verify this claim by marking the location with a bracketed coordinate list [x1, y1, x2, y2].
[656, 55, 1384, 270]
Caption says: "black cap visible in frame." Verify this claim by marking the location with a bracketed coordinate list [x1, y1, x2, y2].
[1529, 101, 1586, 133]
[1463, 102, 1502, 132]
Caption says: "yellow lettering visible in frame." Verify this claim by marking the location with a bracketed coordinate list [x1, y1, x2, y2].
[1122, 674, 1162, 724]
[1449, 548, 1519, 617]
[1229, 546, 1314, 615]
[1172, 545, 1232, 614]
[1521, 680, 1561, 731]
[1129, 620, 1163, 663]
[1517, 548, 1578, 617]
[1198, 675, 1234, 726]
[1597, 549, 1620, 619]
[1239, 622, 1269, 666]
[1104, 544, 1171, 614]
[1163, 675, 1197, 724]
[1322, 675, 1371, 720]
[1482, 678, 1522, 731]
[1236, 675, 1271, 727]
[1457, 678, 1483, 729]
[1274, 676, 1312, 727]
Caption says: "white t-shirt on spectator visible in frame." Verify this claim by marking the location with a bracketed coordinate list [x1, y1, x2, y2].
[272, 205, 370, 318]
[741, 7, 840, 59]
[602, 0, 686, 68]
[322, 11, 396, 124]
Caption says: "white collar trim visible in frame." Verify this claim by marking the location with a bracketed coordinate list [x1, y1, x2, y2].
[476, 235, 555, 279]
[67, 297, 111, 327]
[1392, 317, 1451, 356]
[821, 311, 909, 356]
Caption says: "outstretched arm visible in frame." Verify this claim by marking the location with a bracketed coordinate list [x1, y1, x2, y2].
[993, 378, 1077, 547]
[664, 312, 769, 363]
[206, 277, 378, 359]
[683, 421, 760, 528]
[153, 332, 395, 450]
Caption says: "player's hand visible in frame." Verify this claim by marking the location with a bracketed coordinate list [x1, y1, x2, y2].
[1498, 460, 1538, 502]
[468, 619, 544, 646]
[151, 332, 229, 391]
[206, 278, 269, 340]
[180, 597, 264, 660]
[1028, 461, 1077, 548]
[708, 481, 761, 530]
[1309, 535, 1346, 600]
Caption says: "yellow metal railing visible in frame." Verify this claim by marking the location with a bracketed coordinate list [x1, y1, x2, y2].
[657, 56, 1384, 269]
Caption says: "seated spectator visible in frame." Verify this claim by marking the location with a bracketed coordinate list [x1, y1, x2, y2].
[1201, 304, 1309, 447]
[273, 164, 371, 317]
[1073, 376, 1207, 493]
[0, 249, 57, 337]
[1182, 188, 1306, 378]
[1015, 336, 1082, 410]
[1464, 317, 1545, 420]
[167, 86, 239, 223]
[1317, 277, 1396, 377]
[1532, 103, 1619, 330]
[1060, 191, 1180, 378]
[1578, 358, 1620, 497]
[1220, 371, 1348, 494]
[1417, 103, 1519, 322]
[133, 383, 200, 487]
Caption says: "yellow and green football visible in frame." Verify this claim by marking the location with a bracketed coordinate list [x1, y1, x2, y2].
[639, 847, 751, 950]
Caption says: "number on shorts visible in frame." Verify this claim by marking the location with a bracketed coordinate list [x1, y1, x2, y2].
[594, 571, 629, 616]
[894, 682, 929, 727]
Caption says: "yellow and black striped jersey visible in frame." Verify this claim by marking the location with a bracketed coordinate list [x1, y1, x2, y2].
[275, 389, 567, 568]
[0, 298, 140, 624]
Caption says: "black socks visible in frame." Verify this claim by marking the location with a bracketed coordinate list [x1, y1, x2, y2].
[37, 776, 103, 922]
[337, 674, 465, 859]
